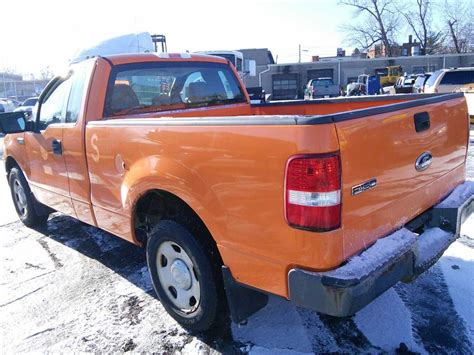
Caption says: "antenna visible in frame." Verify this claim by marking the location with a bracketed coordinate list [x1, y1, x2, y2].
[151, 34, 167, 52]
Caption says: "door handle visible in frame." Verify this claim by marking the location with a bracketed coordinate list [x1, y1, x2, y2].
[52, 139, 62, 155]
[16, 137, 25, 145]
[414, 112, 430, 133]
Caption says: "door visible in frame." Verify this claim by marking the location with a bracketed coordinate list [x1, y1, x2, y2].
[25, 76, 76, 216]
[272, 74, 298, 100]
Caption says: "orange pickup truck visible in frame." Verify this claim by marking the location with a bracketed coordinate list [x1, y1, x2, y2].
[1, 53, 473, 331]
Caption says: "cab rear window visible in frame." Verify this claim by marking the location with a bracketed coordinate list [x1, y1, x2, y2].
[104, 62, 246, 117]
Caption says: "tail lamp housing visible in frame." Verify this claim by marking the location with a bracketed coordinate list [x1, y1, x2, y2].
[285, 153, 342, 231]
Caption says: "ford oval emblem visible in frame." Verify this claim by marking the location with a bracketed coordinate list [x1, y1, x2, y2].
[415, 152, 433, 171]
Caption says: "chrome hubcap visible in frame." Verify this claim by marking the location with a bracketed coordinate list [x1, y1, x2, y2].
[13, 179, 27, 216]
[156, 241, 200, 315]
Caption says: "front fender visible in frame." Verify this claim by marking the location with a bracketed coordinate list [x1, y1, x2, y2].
[3, 133, 30, 179]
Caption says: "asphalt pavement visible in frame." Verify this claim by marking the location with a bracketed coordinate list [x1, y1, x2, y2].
[0, 129, 473, 353]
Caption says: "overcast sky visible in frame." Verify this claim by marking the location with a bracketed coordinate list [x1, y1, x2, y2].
[0, 0, 460, 77]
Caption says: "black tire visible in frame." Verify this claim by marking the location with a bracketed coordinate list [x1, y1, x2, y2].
[146, 220, 222, 332]
[8, 167, 49, 227]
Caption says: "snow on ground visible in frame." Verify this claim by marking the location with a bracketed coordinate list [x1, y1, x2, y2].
[441, 212, 474, 342]
[354, 289, 426, 353]
[0, 127, 473, 353]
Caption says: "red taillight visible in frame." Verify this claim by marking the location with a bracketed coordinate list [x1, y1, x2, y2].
[285, 154, 341, 231]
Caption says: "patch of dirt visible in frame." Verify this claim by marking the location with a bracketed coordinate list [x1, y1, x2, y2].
[121, 295, 143, 326]
[37, 238, 63, 269]
[122, 338, 137, 352]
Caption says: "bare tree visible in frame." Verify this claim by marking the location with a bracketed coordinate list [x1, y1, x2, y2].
[1, 67, 20, 75]
[444, 0, 473, 53]
[340, 0, 400, 57]
[39, 66, 54, 80]
[398, 0, 444, 54]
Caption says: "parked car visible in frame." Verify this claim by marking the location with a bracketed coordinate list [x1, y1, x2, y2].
[412, 73, 431, 93]
[458, 84, 474, 123]
[0, 53, 472, 332]
[304, 77, 339, 99]
[424, 67, 474, 93]
[14, 97, 38, 117]
[9, 98, 22, 107]
[394, 75, 416, 94]
[0, 99, 16, 113]
[346, 74, 381, 96]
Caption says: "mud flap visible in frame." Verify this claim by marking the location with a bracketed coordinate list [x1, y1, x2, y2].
[222, 266, 269, 324]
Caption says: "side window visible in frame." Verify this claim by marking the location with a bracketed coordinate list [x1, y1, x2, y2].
[38, 78, 72, 130]
[236, 57, 243, 72]
[66, 69, 87, 123]
[441, 72, 457, 85]
[440, 71, 474, 85]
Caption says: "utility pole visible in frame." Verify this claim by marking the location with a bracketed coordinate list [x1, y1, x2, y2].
[298, 45, 308, 63]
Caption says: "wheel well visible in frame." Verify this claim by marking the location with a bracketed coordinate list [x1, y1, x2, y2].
[133, 189, 223, 266]
[5, 157, 19, 177]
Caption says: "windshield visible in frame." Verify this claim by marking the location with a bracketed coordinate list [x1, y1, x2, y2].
[425, 70, 442, 87]
[105, 61, 246, 117]
[23, 98, 38, 106]
[375, 68, 388, 77]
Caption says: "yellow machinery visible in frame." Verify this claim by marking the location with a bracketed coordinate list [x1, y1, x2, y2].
[374, 66, 403, 87]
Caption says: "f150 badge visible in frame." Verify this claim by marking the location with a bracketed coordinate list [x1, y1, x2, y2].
[352, 179, 377, 196]
[415, 152, 433, 172]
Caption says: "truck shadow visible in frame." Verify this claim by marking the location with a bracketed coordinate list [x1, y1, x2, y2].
[31, 213, 239, 352]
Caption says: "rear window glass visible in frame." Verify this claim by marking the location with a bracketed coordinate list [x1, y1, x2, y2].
[104, 62, 246, 117]
[440, 71, 474, 85]
[312, 78, 334, 86]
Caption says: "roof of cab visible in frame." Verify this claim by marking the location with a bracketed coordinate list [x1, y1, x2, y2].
[100, 52, 229, 66]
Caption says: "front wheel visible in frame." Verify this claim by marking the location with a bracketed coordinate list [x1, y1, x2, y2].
[9, 167, 49, 227]
[146, 220, 223, 332]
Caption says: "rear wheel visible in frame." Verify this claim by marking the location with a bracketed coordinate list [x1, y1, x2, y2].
[9, 167, 49, 227]
[146, 220, 222, 332]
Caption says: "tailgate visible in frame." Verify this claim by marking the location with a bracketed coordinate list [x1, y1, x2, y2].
[333, 93, 469, 259]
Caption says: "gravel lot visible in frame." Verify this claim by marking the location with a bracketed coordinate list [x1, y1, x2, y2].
[0, 128, 473, 354]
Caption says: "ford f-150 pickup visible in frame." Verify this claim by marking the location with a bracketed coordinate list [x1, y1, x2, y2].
[1, 53, 473, 331]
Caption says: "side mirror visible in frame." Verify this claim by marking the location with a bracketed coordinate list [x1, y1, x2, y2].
[0, 112, 33, 134]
